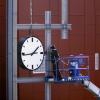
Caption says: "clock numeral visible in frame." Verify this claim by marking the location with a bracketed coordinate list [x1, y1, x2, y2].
[27, 40, 28, 42]
[23, 60, 26, 62]
[32, 38, 33, 42]
[32, 65, 34, 69]
[22, 52, 25, 55]
[37, 64, 38, 67]
[40, 52, 43, 54]
[36, 40, 38, 42]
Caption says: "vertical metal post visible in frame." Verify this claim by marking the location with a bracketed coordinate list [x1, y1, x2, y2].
[95, 53, 99, 70]
[7, 0, 17, 100]
[7, 0, 13, 99]
[13, 0, 17, 100]
[61, 0, 69, 39]
[45, 11, 51, 100]
[45, 11, 51, 50]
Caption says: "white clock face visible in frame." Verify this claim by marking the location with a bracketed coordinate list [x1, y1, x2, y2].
[21, 37, 44, 70]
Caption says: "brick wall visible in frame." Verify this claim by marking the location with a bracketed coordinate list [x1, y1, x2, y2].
[18, 0, 100, 100]
[1, 0, 100, 100]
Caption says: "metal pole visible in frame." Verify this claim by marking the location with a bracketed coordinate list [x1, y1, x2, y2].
[61, 0, 69, 39]
[7, 0, 13, 99]
[17, 77, 44, 83]
[45, 11, 51, 100]
[7, 0, 17, 100]
[17, 23, 71, 30]
[13, 0, 17, 99]
[45, 11, 51, 50]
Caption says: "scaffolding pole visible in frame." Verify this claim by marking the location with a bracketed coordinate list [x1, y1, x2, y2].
[17, 24, 71, 30]
[7, 0, 13, 99]
[7, 0, 71, 100]
[61, 0, 69, 39]
[7, 0, 17, 100]
[45, 11, 52, 100]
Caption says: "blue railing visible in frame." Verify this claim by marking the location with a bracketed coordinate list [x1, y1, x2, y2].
[45, 55, 90, 82]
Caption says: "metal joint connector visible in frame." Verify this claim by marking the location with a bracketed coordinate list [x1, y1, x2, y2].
[45, 24, 51, 29]
[62, 24, 67, 29]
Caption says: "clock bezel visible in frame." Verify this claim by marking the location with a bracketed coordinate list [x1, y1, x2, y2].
[17, 36, 44, 71]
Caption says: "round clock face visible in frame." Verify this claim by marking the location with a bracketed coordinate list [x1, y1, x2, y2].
[21, 37, 44, 70]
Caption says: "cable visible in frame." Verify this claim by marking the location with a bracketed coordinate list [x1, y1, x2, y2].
[29, 0, 33, 36]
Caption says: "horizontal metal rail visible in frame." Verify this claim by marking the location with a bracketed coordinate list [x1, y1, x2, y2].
[16, 77, 45, 83]
[17, 24, 72, 30]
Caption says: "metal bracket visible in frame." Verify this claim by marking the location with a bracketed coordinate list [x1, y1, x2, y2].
[7, 0, 71, 100]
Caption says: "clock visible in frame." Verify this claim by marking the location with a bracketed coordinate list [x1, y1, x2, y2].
[17, 37, 44, 70]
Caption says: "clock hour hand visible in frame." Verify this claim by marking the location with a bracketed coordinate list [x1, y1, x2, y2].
[31, 46, 39, 56]
[22, 52, 37, 56]
[22, 52, 32, 56]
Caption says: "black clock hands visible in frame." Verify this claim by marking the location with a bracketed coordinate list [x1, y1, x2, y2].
[22, 46, 39, 56]
[22, 52, 37, 56]
[22, 52, 31, 56]
[31, 46, 39, 56]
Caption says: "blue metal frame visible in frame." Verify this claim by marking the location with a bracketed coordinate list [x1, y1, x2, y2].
[45, 55, 90, 83]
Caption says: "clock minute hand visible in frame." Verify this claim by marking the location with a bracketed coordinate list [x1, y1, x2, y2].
[31, 46, 39, 56]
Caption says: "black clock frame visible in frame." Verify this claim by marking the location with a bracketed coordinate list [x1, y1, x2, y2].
[17, 36, 44, 71]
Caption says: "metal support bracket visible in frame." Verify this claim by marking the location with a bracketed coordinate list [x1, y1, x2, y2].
[17, 24, 71, 30]
[7, 0, 71, 100]
[45, 11, 52, 100]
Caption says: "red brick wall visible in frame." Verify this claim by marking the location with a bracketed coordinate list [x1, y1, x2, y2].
[0, 0, 6, 100]
[17, 0, 100, 100]
[1, 0, 100, 100]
